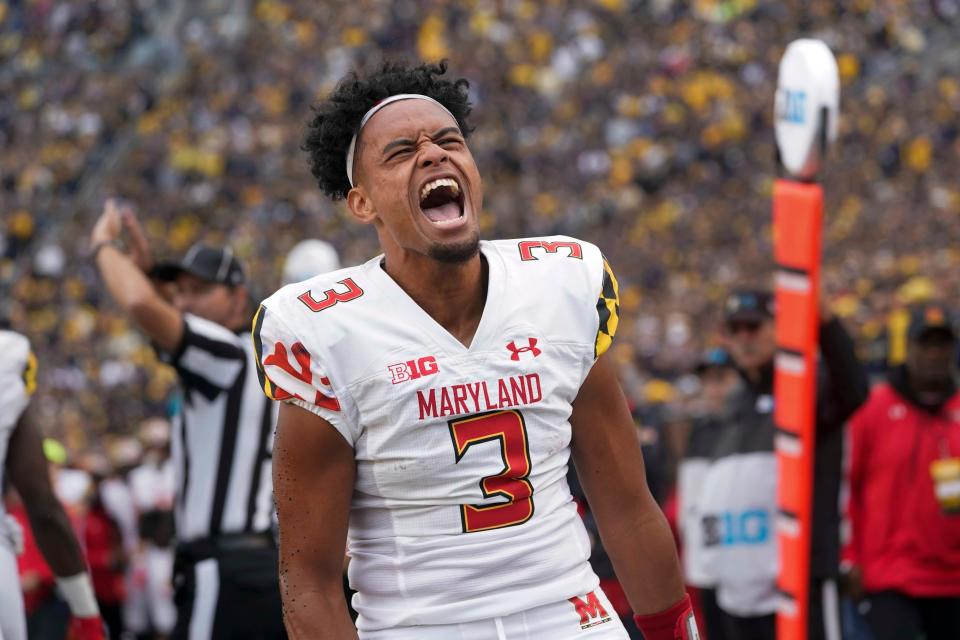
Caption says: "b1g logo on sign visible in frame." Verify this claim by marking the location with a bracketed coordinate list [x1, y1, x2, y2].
[777, 89, 806, 124]
[388, 356, 439, 384]
[702, 509, 770, 547]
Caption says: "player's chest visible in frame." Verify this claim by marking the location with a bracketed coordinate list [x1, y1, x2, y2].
[347, 333, 589, 453]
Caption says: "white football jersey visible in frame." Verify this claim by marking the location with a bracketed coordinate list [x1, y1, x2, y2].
[254, 236, 621, 631]
[0, 330, 37, 517]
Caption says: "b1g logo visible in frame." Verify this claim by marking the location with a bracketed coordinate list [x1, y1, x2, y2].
[388, 356, 439, 384]
[568, 592, 612, 630]
[777, 89, 806, 124]
[702, 509, 770, 547]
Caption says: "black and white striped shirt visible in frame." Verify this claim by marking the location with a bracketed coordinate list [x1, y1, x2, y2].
[162, 314, 277, 542]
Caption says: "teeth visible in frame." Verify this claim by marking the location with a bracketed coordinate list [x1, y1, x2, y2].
[420, 178, 460, 201]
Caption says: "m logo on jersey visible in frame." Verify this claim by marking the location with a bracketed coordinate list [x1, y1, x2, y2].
[518, 239, 583, 261]
[569, 592, 612, 629]
[507, 338, 541, 361]
[388, 356, 439, 384]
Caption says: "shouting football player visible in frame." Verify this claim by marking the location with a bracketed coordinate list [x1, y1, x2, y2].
[254, 61, 694, 640]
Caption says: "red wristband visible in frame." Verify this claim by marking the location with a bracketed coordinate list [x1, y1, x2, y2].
[67, 616, 106, 640]
[633, 594, 699, 640]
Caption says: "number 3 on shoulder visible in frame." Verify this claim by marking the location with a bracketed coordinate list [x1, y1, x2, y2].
[518, 240, 583, 261]
[298, 278, 364, 312]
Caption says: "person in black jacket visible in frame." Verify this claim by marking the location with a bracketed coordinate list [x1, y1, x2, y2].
[692, 289, 869, 640]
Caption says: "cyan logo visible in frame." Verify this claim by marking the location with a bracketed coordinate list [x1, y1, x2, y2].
[702, 509, 770, 547]
[778, 89, 806, 124]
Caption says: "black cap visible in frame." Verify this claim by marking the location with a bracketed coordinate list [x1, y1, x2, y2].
[696, 347, 734, 374]
[907, 304, 956, 341]
[151, 243, 245, 287]
[724, 289, 775, 323]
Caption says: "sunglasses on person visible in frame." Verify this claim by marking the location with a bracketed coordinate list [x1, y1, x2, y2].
[726, 320, 763, 336]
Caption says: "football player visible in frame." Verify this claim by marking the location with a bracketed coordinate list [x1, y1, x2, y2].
[0, 328, 105, 640]
[254, 61, 696, 640]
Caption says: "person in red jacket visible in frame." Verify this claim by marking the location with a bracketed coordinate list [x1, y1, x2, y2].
[842, 304, 960, 640]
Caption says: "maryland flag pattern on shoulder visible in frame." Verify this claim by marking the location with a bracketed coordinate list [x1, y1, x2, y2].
[595, 257, 620, 358]
[22, 350, 38, 396]
[251, 304, 276, 400]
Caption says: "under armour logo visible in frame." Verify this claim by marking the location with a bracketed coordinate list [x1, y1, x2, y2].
[507, 338, 541, 361]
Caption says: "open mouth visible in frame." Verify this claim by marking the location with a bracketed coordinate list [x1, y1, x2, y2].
[418, 177, 465, 225]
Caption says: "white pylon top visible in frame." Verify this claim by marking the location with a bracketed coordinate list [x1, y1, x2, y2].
[774, 39, 840, 181]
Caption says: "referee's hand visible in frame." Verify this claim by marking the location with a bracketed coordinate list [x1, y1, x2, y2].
[91, 198, 124, 249]
[120, 203, 154, 273]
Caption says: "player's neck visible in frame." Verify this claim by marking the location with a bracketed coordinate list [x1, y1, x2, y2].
[382, 251, 487, 348]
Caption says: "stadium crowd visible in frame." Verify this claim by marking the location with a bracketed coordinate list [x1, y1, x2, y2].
[2, 0, 960, 638]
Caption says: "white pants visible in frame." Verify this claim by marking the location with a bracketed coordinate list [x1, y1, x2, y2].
[0, 543, 26, 640]
[125, 545, 177, 634]
[359, 587, 629, 640]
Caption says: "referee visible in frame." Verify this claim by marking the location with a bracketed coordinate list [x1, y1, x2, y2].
[91, 200, 285, 639]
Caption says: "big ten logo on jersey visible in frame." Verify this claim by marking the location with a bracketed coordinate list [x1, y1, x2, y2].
[701, 509, 770, 547]
[518, 239, 582, 261]
[298, 278, 363, 312]
[388, 356, 439, 385]
[568, 592, 612, 630]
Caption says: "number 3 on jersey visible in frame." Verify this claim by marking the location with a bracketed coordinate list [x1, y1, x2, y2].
[298, 278, 364, 312]
[449, 410, 534, 533]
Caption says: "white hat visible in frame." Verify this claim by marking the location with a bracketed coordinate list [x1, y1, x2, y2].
[282, 239, 341, 284]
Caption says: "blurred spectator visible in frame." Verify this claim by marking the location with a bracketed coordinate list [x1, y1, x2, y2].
[78, 452, 127, 640]
[696, 289, 868, 640]
[127, 418, 176, 639]
[677, 348, 738, 640]
[842, 304, 960, 640]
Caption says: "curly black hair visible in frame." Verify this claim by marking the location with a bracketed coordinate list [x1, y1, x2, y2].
[303, 60, 475, 200]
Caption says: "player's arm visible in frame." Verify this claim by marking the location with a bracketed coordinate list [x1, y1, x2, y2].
[91, 198, 183, 353]
[570, 353, 694, 640]
[272, 402, 358, 640]
[6, 407, 104, 638]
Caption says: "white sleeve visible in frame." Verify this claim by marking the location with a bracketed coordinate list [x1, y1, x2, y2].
[0, 331, 36, 429]
[252, 303, 359, 446]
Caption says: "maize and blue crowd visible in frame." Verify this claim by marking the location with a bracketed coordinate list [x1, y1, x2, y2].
[2, 1, 959, 639]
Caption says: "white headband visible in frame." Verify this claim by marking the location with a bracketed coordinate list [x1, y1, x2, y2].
[345, 94, 457, 188]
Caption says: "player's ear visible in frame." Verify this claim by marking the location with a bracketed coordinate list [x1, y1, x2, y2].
[346, 187, 377, 225]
